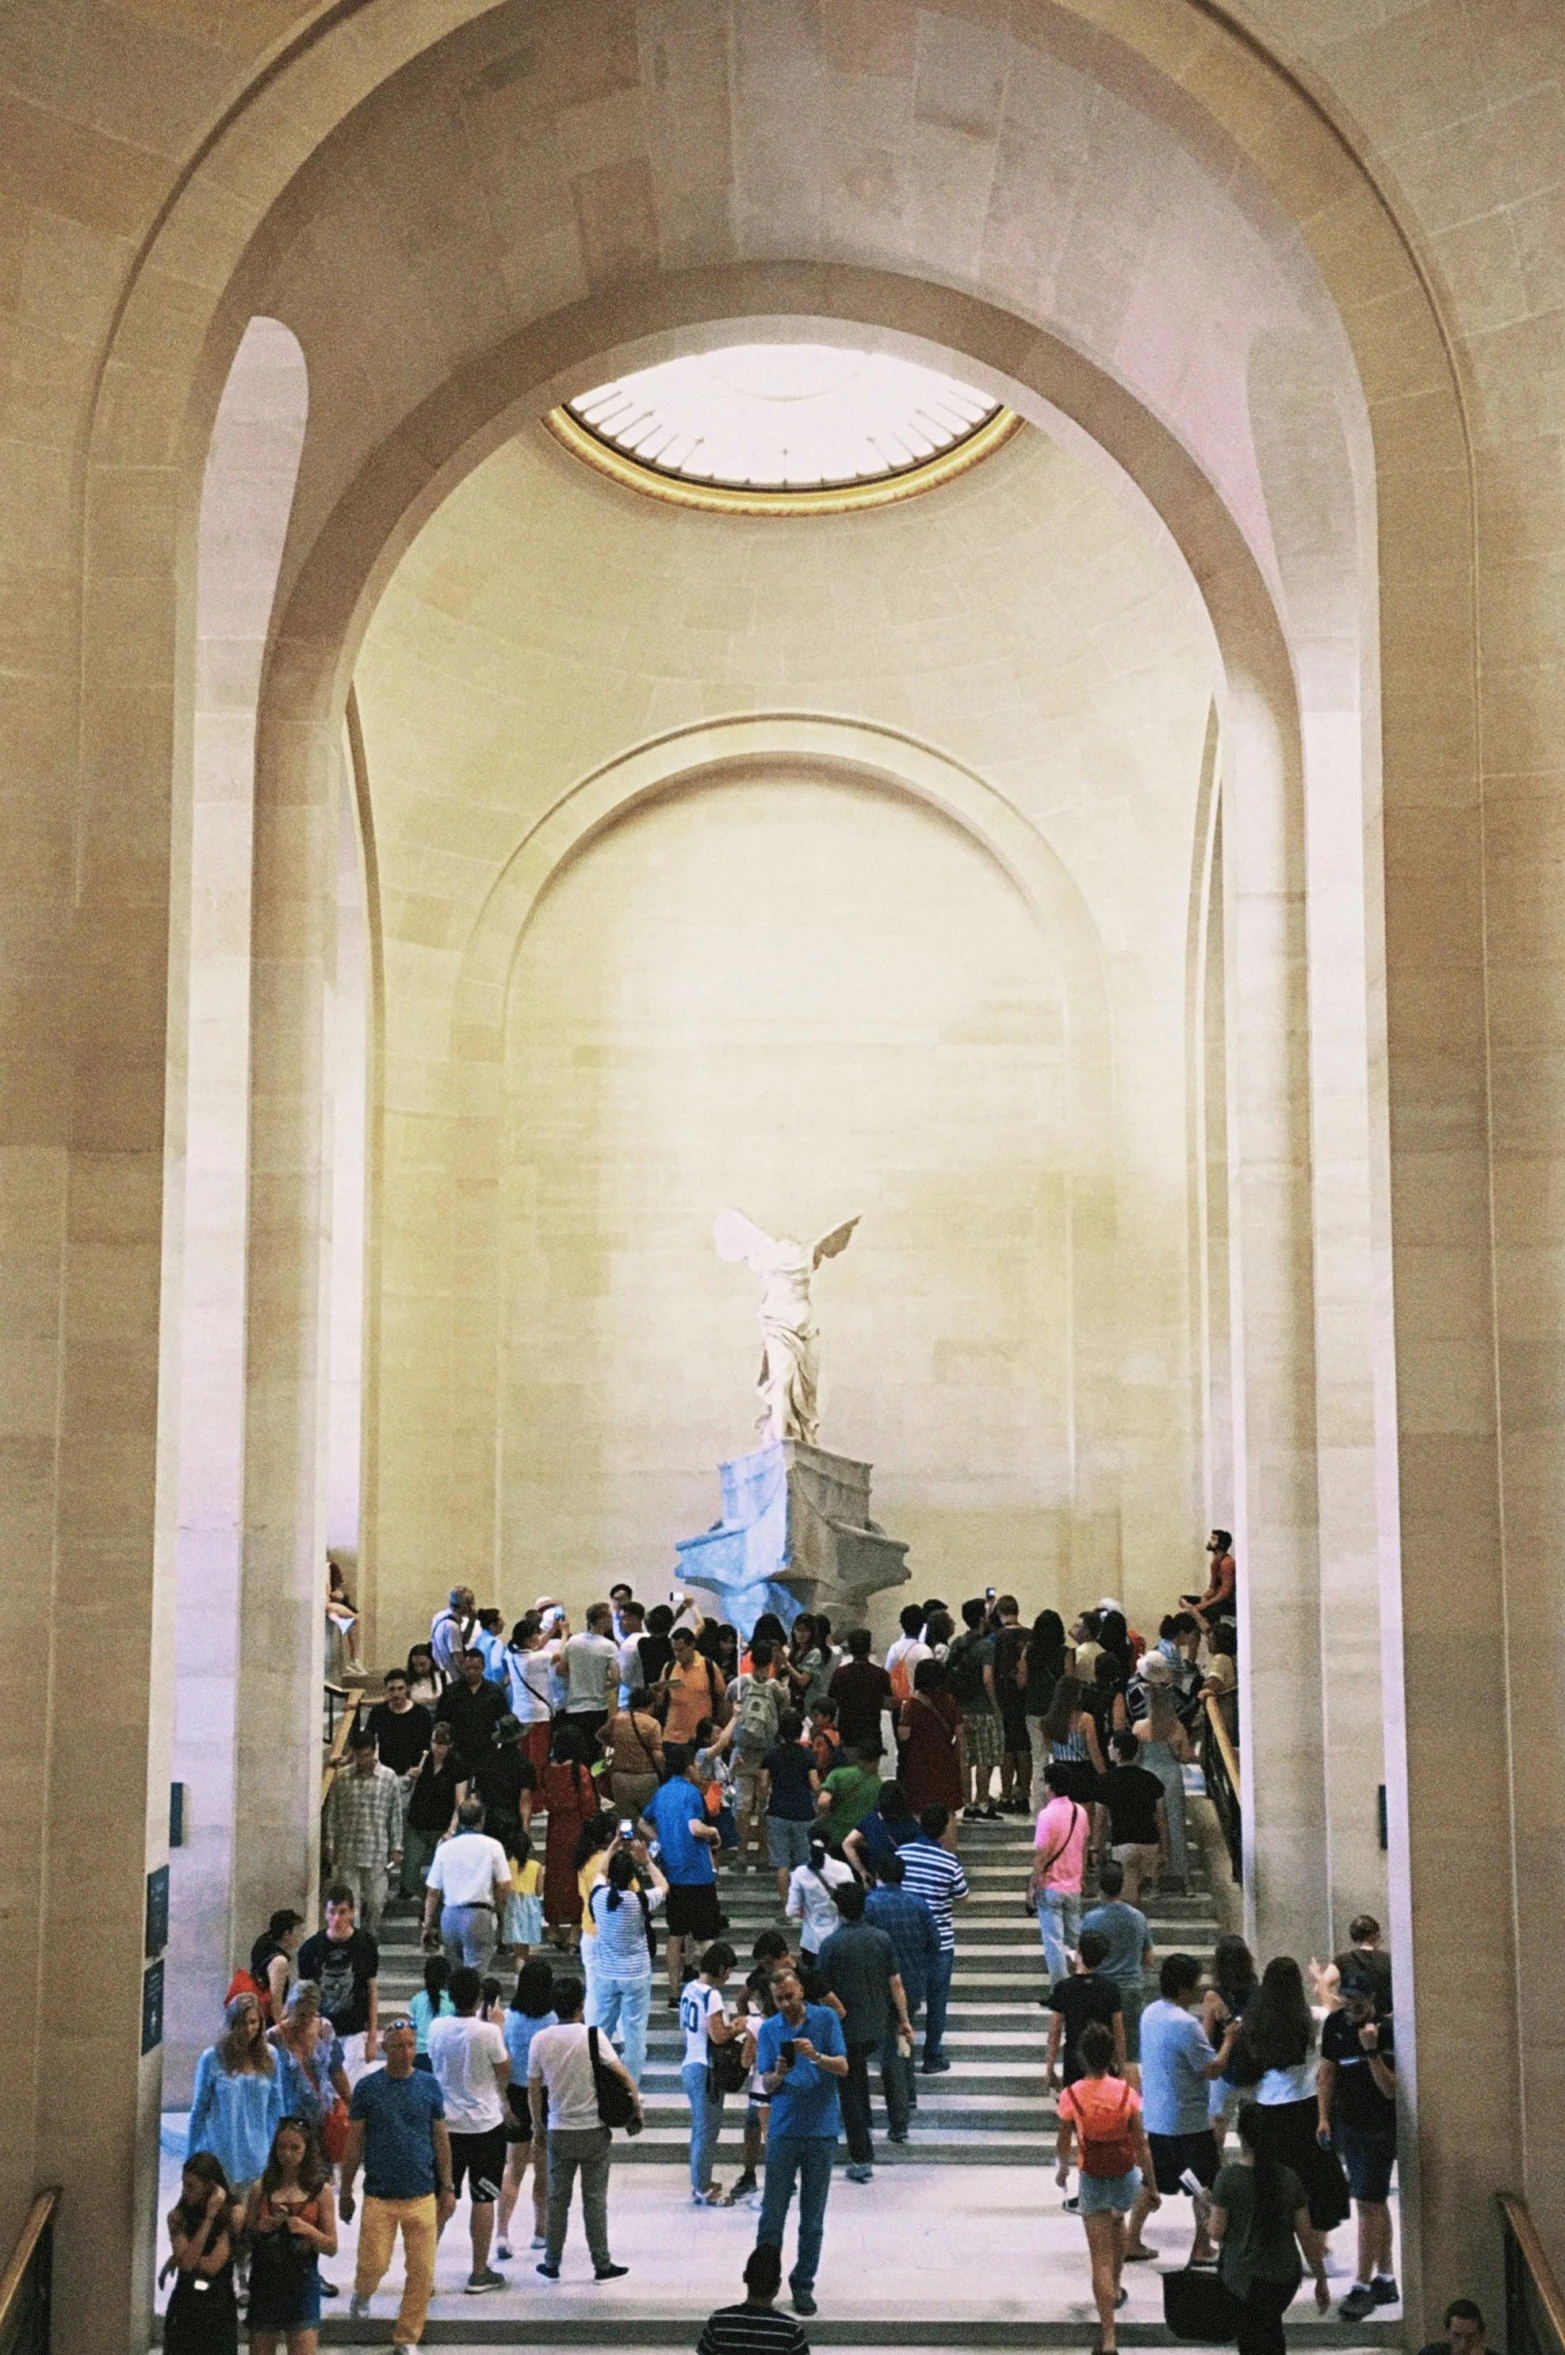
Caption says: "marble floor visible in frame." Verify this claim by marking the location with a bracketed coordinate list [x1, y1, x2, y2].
[157, 2124, 1401, 2342]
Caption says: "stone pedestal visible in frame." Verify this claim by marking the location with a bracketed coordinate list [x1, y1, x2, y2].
[675, 1440, 910, 1639]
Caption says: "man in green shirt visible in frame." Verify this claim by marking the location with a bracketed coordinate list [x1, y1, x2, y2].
[816, 1743, 882, 1847]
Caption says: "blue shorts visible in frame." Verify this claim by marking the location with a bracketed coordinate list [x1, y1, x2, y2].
[1336, 2125, 1395, 2203]
[1078, 2166, 1142, 2215]
[767, 1816, 815, 1871]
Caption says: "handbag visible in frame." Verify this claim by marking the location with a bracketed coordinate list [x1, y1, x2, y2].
[587, 2025, 639, 2130]
[1163, 2264, 1240, 2343]
[707, 2033, 751, 2097]
[319, 2096, 349, 2164]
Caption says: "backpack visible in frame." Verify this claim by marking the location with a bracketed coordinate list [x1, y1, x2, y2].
[225, 1965, 271, 2021]
[588, 2026, 639, 2130]
[945, 1631, 989, 1709]
[736, 1675, 780, 1756]
[889, 1650, 916, 1705]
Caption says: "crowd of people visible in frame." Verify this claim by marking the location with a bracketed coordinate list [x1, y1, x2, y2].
[168, 1534, 1425, 2355]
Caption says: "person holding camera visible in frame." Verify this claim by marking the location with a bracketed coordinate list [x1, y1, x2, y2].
[753, 1970, 850, 2319]
[584, 1828, 666, 2087]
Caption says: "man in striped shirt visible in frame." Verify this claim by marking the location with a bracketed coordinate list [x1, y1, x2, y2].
[698, 2245, 809, 2355]
[896, 1804, 968, 2074]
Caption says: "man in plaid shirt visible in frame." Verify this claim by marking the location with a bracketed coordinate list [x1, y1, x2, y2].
[324, 1728, 405, 1930]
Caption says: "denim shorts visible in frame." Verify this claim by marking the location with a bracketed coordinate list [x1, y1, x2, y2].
[1078, 2166, 1142, 2215]
[1336, 2124, 1396, 2203]
[767, 1815, 815, 1871]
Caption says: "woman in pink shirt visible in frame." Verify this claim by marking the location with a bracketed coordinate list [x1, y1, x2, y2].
[1030, 1759, 1090, 1980]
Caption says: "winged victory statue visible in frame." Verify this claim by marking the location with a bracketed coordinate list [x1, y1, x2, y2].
[714, 1208, 860, 1448]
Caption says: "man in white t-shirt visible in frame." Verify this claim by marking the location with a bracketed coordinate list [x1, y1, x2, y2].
[428, 1965, 511, 2293]
[562, 1603, 619, 1762]
[421, 1800, 510, 1973]
[528, 1973, 639, 2281]
[884, 1603, 932, 1708]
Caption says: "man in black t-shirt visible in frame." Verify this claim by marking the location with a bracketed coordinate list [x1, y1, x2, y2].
[366, 1669, 435, 1776]
[297, 1881, 381, 2075]
[827, 1629, 893, 1755]
[1322, 1966, 1398, 2319]
[1044, 1928, 1125, 2090]
[443, 1646, 510, 1775]
[1093, 1730, 1169, 1903]
[474, 1714, 537, 1855]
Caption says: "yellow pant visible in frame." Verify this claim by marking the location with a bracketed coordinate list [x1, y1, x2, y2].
[354, 2192, 437, 2345]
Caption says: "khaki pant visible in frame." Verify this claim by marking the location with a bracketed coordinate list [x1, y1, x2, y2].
[354, 2192, 437, 2345]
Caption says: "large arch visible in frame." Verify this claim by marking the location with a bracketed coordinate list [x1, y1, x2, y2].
[35, 6, 1499, 2351]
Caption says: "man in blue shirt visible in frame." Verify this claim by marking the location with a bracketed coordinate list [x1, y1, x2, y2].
[1123, 1953, 1236, 2264]
[640, 1745, 722, 2005]
[341, 2013, 455, 2343]
[753, 1971, 849, 2318]
[864, 1852, 941, 2140]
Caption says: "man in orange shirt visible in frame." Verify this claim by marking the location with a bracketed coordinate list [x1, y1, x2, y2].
[662, 1626, 729, 1748]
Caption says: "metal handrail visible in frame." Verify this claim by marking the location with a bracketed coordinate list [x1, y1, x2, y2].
[1200, 1691, 1242, 1882]
[0, 2189, 58, 2354]
[1500, 2192, 1565, 2355]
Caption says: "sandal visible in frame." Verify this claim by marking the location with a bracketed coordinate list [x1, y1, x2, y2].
[1122, 2246, 1156, 2262]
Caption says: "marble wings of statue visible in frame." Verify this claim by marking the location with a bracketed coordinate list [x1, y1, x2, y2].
[714, 1208, 860, 1446]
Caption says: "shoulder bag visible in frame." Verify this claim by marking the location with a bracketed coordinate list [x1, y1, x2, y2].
[587, 2025, 639, 2132]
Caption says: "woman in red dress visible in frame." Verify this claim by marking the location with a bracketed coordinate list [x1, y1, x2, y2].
[541, 1738, 600, 1948]
[898, 1657, 966, 1814]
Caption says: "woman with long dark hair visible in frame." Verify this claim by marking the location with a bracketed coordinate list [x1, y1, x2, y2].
[1209, 2099, 1330, 2355]
[1022, 1610, 1067, 1807]
[540, 1732, 601, 1950]
[1231, 1957, 1351, 2234]
[899, 1656, 965, 1814]
[1042, 1674, 1107, 1804]
[163, 2151, 242, 2355]
[497, 1957, 556, 2259]
[243, 2115, 337, 2354]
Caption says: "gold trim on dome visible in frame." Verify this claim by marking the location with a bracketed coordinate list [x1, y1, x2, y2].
[543, 402, 1024, 515]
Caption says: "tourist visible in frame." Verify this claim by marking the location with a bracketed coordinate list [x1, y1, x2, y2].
[816, 1740, 882, 1850]
[663, 1621, 730, 1745]
[1333, 1913, 1392, 2011]
[898, 1804, 968, 2074]
[681, 1939, 747, 2205]
[499, 1825, 544, 1961]
[421, 1797, 511, 1973]
[1094, 1728, 1169, 1904]
[826, 1627, 892, 1758]
[427, 1964, 511, 2295]
[497, 1958, 555, 2260]
[188, 1994, 289, 2210]
[1321, 1964, 1399, 2319]
[698, 2243, 811, 2355]
[502, 1613, 557, 1780]
[1041, 1674, 1108, 1806]
[162, 2152, 242, 2355]
[270, 1983, 351, 2184]
[1031, 1759, 1090, 1982]
[785, 1835, 856, 1962]
[843, 1778, 921, 1877]
[528, 1973, 637, 2281]
[1085, 1651, 1130, 1765]
[341, 2013, 454, 2344]
[988, 1596, 1031, 1811]
[443, 1646, 510, 1779]
[1045, 1928, 1127, 2092]
[784, 1614, 832, 1713]
[1418, 2301, 1491, 2355]
[761, 1707, 822, 1904]
[732, 1641, 788, 1869]
[636, 1602, 677, 1691]
[862, 1850, 939, 2140]
[604, 1684, 665, 1818]
[365, 1669, 435, 1780]
[540, 1734, 601, 1951]
[884, 1603, 931, 1710]
[321, 1728, 403, 1932]
[1208, 2100, 1331, 2355]
[473, 1606, 509, 1683]
[1183, 1529, 1238, 1626]
[608, 1582, 635, 1641]
[410, 1956, 452, 2063]
[297, 1884, 380, 2077]
[640, 1742, 723, 2004]
[1127, 1653, 1193, 1889]
[243, 2115, 337, 2353]
[473, 1713, 536, 1861]
[1202, 1622, 1239, 1743]
[400, 1721, 467, 1898]
[806, 1698, 843, 1779]
[1206, 1933, 1259, 2124]
[562, 1601, 619, 1762]
[1056, 2019, 1159, 2355]
[245, 1908, 305, 2024]
[1230, 1956, 1350, 2235]
[404, 1643, 443, 1710]
[1023, 1610, 1068, 1807]
[586, 1840, 666, 2085]
[431, 1586, 478, 1676]
[1123, 1954, 1237, 2263]
[754, 1969, 850, 2320]
[898, 1657, 965, 1815]
[1080, 1858, 1154, 2067]
[817, 1879, 910, 2182]
[946, 1598, 1003, 1818]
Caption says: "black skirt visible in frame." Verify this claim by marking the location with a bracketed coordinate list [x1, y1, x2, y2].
[1251, 2095, 1351, 2231]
